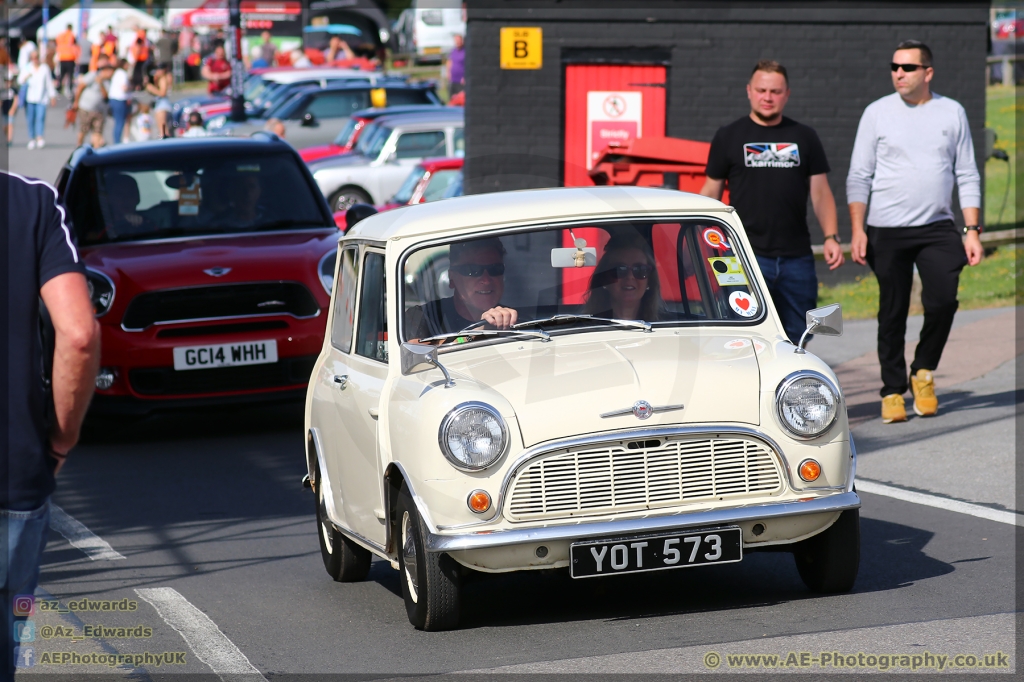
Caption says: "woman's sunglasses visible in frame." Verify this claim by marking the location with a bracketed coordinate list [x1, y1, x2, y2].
[451, 263, 505, 277]
[609, 264, 652, 281]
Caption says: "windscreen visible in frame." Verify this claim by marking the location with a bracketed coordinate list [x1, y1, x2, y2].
[333, 117, 362, 147]
[69, 153, 328, 246]
[402, 220, 764, 342]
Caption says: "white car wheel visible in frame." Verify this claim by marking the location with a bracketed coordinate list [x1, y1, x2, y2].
[314, 463, 372, 582]
[396, 484, 461, 630]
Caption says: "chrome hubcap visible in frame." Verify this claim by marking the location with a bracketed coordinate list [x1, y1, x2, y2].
[402, 511, 419, 603]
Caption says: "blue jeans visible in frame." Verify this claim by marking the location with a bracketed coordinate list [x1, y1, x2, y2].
[109, 99, 128, 144]
[1, 500, 50, 681]
[756, 254, 818, 345]
[25, 102, 46, 140]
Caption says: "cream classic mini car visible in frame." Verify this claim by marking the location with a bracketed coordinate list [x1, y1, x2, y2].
[304, 186, 860, 631]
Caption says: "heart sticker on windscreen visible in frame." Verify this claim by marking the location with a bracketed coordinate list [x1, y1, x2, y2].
[729, 291, 758, 317]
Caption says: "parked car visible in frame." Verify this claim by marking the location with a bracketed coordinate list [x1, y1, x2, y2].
[309, 108, 463, 211]
[215, 81, 440, 149]
[299, 104, 443, 163]
[392, 4, 465, 63]
[55, 135, 340, 415]
[331, 157, 463, 228]
[304, 186, 860, 630]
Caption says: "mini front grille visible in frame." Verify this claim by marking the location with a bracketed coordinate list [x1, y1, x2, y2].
[129, 355, 317, 396]
[505, 436, 784, 522]
[122, 282, 319, 330]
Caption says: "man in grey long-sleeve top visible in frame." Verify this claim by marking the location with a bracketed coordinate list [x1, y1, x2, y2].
[846, 40, 984, 424]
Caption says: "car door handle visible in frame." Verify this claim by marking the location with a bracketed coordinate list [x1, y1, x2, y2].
[333, 374, 348, 389]
[367, 407, 379, 420]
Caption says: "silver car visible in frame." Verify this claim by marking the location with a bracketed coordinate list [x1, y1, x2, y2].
[309, 109, 464, 211]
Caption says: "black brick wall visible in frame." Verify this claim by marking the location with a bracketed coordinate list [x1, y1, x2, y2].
[464, 1, 989, 239]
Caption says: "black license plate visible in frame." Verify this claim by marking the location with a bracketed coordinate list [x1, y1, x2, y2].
[570, 527, 742, 579]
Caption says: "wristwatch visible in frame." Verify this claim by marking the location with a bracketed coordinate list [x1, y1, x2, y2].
[963, 225, 983, 235]
[824, 234, 841, 244]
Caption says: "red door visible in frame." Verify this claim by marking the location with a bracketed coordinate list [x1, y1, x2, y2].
[563, 64, 667, 187]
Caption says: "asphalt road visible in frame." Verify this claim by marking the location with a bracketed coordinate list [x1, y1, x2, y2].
[6, 99, 1019, 679]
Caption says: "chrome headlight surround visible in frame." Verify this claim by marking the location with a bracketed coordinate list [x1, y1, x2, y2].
[85, 268, 116, 317]
[775, 370, 840, 439]
[438, 402, 508, 471]
[318, 249, 337, 295]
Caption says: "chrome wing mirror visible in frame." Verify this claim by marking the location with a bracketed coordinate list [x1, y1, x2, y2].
[794, 303, 842, 354]
[400, 342, 455, 388]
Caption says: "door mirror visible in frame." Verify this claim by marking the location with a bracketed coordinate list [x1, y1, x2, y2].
[400, 342, 454, 387]
[794, 303, 843, 353]
[301, 112, 317, 127]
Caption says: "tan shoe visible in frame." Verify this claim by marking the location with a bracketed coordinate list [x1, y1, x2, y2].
[911, 369, 938, 416]
[881, 394, 907, 423]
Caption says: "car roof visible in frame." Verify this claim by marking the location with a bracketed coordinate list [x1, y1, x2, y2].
[351, 104, 444, 120]
[419, 157, 464, 171]
[345, 186, 732, 243]
[70, 134, 294, 167]
[373, 109, 464, 128]
[261, 68, 385, 84]
[291, 79, 425, 95]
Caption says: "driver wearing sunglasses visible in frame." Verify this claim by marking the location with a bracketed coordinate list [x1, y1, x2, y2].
[408, 237, 519, 340]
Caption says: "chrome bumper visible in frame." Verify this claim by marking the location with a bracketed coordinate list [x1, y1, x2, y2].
[425, 491, 860, 553]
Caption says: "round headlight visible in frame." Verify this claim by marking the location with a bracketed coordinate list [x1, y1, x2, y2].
[776, 372, 839, 438]
[318, 249, 337, 295]
[85, 268, 115, 317]
[438, 402, 508, 471]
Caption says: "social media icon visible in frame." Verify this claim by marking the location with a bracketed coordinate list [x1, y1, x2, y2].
[12, 595, 34, 617]
[14, 621, 35, 642]
[14, 646, 35, 668]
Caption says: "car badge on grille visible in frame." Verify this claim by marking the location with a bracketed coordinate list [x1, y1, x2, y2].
[204, 267, 231, 277]
[632, 400, 653, 420]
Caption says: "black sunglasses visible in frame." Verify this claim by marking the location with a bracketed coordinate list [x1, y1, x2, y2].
[609, 264, 652, 281]
[891, 62, 926, 72]
[451, 263, 505, 277]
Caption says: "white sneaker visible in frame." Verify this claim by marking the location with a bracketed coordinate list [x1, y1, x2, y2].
[27, 139, 36, 150]
[36, 138, 45, 149]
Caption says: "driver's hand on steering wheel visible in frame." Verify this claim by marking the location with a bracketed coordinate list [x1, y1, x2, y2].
[481, 306, 517, 329]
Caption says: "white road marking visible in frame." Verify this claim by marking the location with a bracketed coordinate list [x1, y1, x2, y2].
[857, 480, 1024, 527]
[135, 587, 266, 681]
[49, 503, 126, 560]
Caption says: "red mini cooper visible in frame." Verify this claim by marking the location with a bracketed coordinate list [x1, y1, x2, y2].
[56, 134, 340, 415]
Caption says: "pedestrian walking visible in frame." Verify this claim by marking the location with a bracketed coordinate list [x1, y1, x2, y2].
[17, 50, 57, 150]
[108, 59, 131, 144]
[846, 40, 983, 423]
[76, 34, 92, 78]
[54, 24, 78, 97]
[201, 44, 231, 94]
[0, 169, 100, 682]
[258, 30, 277, 66]
[446, 33, 465, 97]
[144, 63, 173, 138]
[73, 61, 113, 147]
[129, 34, 150, 91]
[700, 60, 843, 343]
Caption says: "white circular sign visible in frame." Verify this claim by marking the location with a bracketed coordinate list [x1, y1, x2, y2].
[603, 94, 627, 118]
[729, 291, 758, 318]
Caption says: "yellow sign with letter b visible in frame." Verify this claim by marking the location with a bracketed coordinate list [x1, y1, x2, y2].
[500, 27, 542, 69]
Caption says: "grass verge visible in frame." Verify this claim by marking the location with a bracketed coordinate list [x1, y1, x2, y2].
[817, 245, 1019, 319]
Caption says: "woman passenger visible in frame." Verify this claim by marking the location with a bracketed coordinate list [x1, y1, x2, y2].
[584, 235, 662, 322]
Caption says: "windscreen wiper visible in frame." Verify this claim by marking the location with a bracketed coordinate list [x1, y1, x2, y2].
[513, 314, 652, 333]
[419, 325, 550, 344]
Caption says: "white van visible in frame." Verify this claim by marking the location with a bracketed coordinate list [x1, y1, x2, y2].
[393, 2, 465, 63]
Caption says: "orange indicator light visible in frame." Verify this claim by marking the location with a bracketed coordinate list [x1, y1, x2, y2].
[798, 459, 822, 482]
[468, 490, 491, 513]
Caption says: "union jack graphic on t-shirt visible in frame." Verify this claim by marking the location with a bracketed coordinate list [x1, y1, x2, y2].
[743, 142, 801, 168]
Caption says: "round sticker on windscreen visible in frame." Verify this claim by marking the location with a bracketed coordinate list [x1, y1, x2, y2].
[703, 227, 731, 250]
[729, 291, 758, 317]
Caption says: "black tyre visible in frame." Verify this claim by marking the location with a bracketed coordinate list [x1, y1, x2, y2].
[329, 187, 372, 213]
[397, 484, 461, 630]
[792, 508, 860, 593]
[315, 463, 372, 582]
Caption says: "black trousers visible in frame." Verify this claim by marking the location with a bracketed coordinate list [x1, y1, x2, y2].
[866, 220, 967, 397]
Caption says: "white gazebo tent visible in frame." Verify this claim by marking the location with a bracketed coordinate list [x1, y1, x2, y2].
[40, 1, 162, 55]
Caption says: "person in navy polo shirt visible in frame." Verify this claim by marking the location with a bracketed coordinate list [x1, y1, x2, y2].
[700, 60, 844, 345]
[2, 171, 99, 682]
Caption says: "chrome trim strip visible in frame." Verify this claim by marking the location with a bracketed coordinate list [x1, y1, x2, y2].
[600, 403, 685, 419]
[121, 309, 321, 332]
[425, 491, 861, 552]
[774, 370, 841, 440]
[848, 432, 858, 493]
[333, 523, 389, 558]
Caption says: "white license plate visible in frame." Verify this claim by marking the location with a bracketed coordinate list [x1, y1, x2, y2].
[172, 340, 278, 371]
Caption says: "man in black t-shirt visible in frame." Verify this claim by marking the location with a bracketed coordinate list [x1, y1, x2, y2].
[2, 171, 99, 680]
[700, 60, 843, 344]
